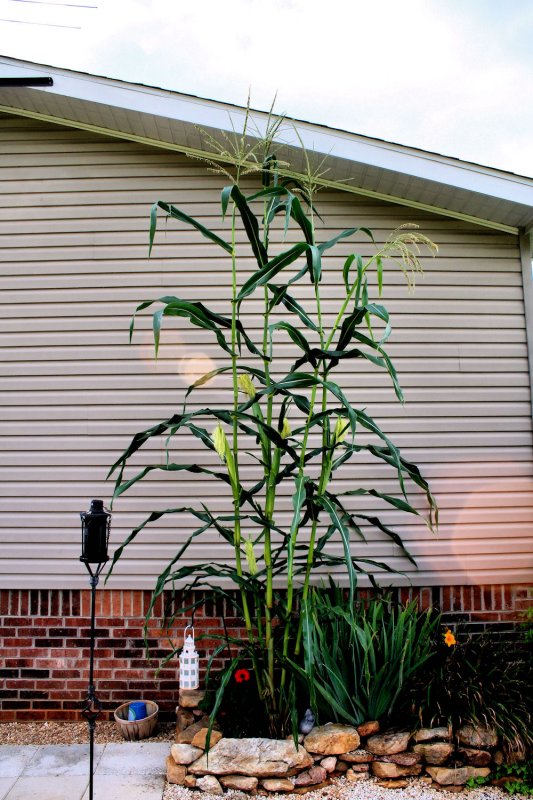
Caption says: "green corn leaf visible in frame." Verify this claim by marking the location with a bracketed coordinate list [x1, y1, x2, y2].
[316, 495, 357, 607]
[267, 284, 319, 332]
[237, 243, 307, 303]
[150, 200, 232, 255]
[317, 226, 373, 255]
[225, 184, 268, 268]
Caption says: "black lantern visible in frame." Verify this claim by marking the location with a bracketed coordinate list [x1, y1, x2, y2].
[79, 499, 111, 800]
[80, 498, 111, 570]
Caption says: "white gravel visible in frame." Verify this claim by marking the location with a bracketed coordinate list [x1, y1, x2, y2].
[163, 776, 526, 800]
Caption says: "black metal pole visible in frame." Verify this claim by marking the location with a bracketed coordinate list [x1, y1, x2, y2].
[82, 571, 102, 800]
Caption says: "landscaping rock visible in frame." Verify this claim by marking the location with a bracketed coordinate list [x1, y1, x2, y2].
[457, 724, 498, 749]
[179, 689, 206, 709]
[381, 752, 421, 766]
[414, 726, 450, 743]
[357, 720, 380, 737]
[413, 742, 454, 765]
[376, 779, 409, 789]
[183, 774, 197, 789]
[221, 775, 259, 791]
[346, 769, 370, 782]
[366, 731, 410, 755]
[320, 756, 337, 773]
[304, 723, 360, 755]
[294, 766, 327, 787]
[293, 781, 330, 794]
[262, 778, 294, 792]
[493, 750, 505, 766]
[166, 756, 187, 785]
[176, 708, 195, 731]
[170, 743, 204, 765]
[348, 763, 369, 773]
[196, 774, 223, 794]
[342, 749, 374, 763]
[371, 761, 422, 779]
[176, 718, 212, 744]
[458, 747, 492, 767]
[191, 727, 223, 749]
[335, 761, 349, 772]
[427, 766, 491, 786]
[189, 737, 313, 777]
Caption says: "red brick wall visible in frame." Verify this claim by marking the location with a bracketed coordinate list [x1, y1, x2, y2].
[0, 585, 531, 722]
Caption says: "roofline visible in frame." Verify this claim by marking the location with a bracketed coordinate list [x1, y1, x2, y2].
[0, 102, 521, 236]
[0, 55, 531, 235]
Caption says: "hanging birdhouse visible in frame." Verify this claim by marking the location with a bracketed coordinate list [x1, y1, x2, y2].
[179, 625, 199, 690]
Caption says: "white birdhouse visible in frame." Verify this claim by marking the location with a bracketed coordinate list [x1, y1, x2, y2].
[179, 625, 199, 690]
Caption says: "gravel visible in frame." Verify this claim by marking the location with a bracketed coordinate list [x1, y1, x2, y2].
[0, 720, 175, 746]
[163, 777, 524, 800]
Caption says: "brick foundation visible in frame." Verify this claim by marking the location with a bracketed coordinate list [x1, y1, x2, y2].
[0, 585, 531, 722]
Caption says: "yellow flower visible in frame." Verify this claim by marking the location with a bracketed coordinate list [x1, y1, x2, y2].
[443, 629, 456, 647]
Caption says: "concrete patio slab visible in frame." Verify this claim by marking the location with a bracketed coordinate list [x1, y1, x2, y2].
[3, 775, 88, 800]
[22, 743, 105, 776]
[0, 745, 39, 777]
[0, 778, 17, 800]
[82, 772, 165, 800]
[96, 741, 169, 776]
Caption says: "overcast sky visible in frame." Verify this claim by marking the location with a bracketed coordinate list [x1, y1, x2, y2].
[1, 0, 532, 177]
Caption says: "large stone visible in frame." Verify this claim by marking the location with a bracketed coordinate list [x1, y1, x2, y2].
[381, 752, 421, 766]
[176, 718, 211, 744]
[196, 774, 223, 794]
[220, 775, 259, 791]
[188, 737, 313, 777]
[342, 749, 374, 763]
[366, 731, 410, 756]
[304, 724, 360, 755]
[427, 766, 491, 786]
[179, 688, 206, 708]
[320, 757, 337, 773]
[414, 726, 451, 743]
[372, 761, 422, 779]
[166, 756, 187, 785]
[191, 728, 223, 749]
[170, 743, 204, 766]
[458, 747, 492, 767]
[458, 724, 498, 749]
[294, 766, 327, 787]
[357, 720, 380, 737]
[262, 778, 294, 792]
[413, 742, 454, 765]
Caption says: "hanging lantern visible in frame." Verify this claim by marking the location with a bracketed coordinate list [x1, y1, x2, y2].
[179, 625, 199, 690]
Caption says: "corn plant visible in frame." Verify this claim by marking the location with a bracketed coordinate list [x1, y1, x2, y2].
[107, 113, 438, 737]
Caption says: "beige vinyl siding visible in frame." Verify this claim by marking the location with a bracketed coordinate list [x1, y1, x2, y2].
[1, 114, 532, 589]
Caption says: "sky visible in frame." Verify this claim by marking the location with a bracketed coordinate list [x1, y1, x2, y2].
[0, 0, 532, 177]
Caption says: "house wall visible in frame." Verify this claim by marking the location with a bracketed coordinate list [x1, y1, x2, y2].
[1, 113, 532, 592]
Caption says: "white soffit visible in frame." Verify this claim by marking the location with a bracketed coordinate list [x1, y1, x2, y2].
[1, 56, 532, 235]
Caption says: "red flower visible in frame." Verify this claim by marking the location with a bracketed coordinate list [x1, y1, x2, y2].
[234, 668, 251, 683]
